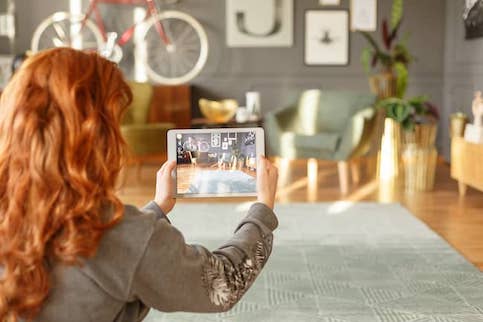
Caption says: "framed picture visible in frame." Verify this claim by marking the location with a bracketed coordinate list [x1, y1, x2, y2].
[226, 0, 293, 47]
[304, 10, 349, 66]
[211, 133, 221, 147]
[351, 0, 377, 31]
[464, 0, 483, 39]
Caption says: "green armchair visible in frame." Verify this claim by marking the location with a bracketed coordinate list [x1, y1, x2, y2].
[265, 89, 376, 194]
[121, 81, 175, 178]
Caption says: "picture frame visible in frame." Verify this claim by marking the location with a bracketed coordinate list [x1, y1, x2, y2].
[226, 0, 294, 47]
[464, 0, 483, 39]
[304, 10, 350, 66]
[350, 0, 377, 31]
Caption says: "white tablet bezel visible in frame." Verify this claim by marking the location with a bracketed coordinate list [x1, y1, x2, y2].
[167, 127, 265, 198]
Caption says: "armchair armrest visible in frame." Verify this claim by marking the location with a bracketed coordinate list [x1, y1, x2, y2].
[334, 107, 376, 160]
[264, 106, 297, 156]
[121, 122, 174, 156]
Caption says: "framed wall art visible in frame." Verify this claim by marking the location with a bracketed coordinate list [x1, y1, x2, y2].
[226, 0, 293, 47]
[304, 10, 350, 66]
[464, 0, 483, 39]
[350, 0, 377, 31]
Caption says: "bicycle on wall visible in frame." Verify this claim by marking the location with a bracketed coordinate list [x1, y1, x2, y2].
[30, 0, 209, 85]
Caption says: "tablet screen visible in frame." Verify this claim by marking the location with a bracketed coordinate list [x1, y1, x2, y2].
[175, 130, 258, 196]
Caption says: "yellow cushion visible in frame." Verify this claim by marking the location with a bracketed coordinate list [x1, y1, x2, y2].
[124, 81, 154, 125]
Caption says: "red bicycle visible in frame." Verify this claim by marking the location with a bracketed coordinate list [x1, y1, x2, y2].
[31, 0, 208, 85]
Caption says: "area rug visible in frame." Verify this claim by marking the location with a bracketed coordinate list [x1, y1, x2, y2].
[144, 202, 483, 322]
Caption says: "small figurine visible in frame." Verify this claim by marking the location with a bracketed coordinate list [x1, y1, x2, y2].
[472, 91, 483, 127]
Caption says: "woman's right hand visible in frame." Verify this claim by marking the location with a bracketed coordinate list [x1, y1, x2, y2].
[256, 156, 278, 209]
[154, 160, 177, 215]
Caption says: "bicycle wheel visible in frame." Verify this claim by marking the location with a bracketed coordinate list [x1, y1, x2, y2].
[141, 11, 208, 85]
[31, 12, 104, 53]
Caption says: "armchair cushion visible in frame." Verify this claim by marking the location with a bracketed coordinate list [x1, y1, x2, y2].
[123, 81, 153, 125]
[285, 132, 340, 151]
[316, 91, 377, 133]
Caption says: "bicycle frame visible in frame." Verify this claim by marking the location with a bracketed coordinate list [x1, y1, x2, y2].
[82, 0, 170, 46]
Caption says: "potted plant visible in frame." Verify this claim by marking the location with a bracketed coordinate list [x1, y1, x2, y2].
[360, 0, 412, 99]
[377, 96, 439, 131]
[377, 96, 440, 191]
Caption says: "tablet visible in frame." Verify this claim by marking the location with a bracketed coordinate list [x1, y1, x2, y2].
[167, 127, 265, 198]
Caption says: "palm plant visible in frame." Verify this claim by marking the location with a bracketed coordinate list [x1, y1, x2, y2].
[360, 0, 412, 98]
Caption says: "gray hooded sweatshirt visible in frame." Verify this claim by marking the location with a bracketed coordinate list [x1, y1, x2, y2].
[31, 201, 278, 322]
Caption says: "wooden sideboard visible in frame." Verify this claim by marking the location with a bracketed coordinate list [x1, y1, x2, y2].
[451, 136, 483, 196]
[148, 84, 191, 128]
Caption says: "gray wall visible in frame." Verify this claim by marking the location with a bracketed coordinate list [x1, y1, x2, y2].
[190, 0, 446, 121]
[442, 0, 483, 160]
[1, 0, 446, 142]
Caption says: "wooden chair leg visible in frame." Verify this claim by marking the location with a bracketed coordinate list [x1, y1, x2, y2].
[458, 181, 467, 196]
[350, 160, 361, 185]
[338, 161, 350, 195]
[307, 158, 319, 201]
[276, 157, 290, 188]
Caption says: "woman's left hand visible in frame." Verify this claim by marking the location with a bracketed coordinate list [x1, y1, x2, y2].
[154, 160, 177, 215]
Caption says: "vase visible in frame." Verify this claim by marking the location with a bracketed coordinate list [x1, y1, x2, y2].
[401, 123, 438, 192]
[367, 72, 397, 158]
[377, 118, 402, 182]
[377, 118, 402, 201]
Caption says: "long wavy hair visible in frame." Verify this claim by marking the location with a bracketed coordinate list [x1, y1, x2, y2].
[0, 48, 132, 321]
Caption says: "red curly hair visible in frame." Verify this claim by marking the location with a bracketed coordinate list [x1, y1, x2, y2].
[0, 48, 132, 321]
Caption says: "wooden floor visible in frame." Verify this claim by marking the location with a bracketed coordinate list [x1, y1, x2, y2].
[118, 158, 483, 270]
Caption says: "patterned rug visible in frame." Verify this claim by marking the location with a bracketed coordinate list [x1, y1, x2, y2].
[144, 202, 483, 322]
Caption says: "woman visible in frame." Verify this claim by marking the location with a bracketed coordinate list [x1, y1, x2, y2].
[0, 48, 278, 322]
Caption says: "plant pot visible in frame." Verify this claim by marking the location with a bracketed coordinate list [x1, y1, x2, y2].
[369, 72, 397, 99]
[401, 123, 438, 192]
[449, 112, 468, 139]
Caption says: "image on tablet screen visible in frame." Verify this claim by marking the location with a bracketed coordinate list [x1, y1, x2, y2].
[176, 130, 257, 195]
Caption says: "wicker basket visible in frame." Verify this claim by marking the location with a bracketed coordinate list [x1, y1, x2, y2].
[401, 123, 438, 192]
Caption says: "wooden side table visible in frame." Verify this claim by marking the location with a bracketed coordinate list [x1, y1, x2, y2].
[451, 136, 483, 196]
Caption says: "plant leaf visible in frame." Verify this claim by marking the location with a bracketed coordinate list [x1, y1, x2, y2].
[391, 0, 404, 30]
[388, 19, 402, 46]
[361, 47, 373, 73]
[424, 101, 440, 119]
[371, 53, 379, 67]
[393, 43, 412, 65]
[394, 62, 408, 98]
[359, 31, 381, 53]
[402, 117, 414, 131]
[382, 19, 391, 50]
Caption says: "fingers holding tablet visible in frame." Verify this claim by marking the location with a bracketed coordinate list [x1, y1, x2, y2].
[257, 156, 278, 210]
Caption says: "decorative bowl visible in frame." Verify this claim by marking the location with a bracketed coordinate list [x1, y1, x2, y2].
[199, 98, 238, 123]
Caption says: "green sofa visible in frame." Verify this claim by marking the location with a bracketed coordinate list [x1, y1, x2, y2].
[265, 89, 376, 194]
[121, 82, 175, 179]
